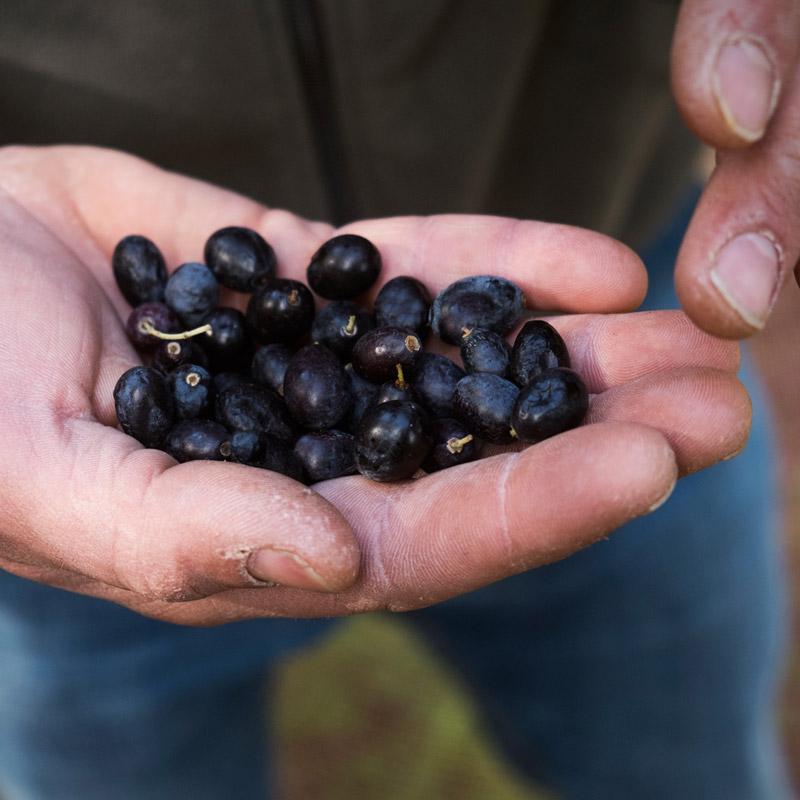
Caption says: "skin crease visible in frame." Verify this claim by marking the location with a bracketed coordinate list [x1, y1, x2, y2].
[0, 144, 748, 626]
[672, 0, 800, 338]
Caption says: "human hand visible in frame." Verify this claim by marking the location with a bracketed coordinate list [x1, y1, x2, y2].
[0, 145, 748, 624]
[671, 0, 800, 337]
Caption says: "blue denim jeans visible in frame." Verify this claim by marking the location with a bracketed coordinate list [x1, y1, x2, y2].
[0, 190, 793, 799]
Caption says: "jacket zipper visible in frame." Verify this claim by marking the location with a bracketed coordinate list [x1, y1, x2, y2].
[280, 0, 356, 225]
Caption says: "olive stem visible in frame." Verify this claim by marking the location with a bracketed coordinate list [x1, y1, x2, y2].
[446, 434, 474, 454]
[395, 363, 408, 390]
[139, 319, 212, 340]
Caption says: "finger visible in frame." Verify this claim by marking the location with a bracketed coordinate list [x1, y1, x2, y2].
[586, 366, 752, 476]
[3, 146, 649, 316]
[674, 72, 800, 337]
[31, 360, 745, 623]
[0, 412, 360, 602]
[671, 1, 800, 337]
[339, 215, 649, 313]
[93, 420, 677, 623]
[671, 0, 800, 147]
[280, 421, 679, 615]
[549, 309, 741, 392]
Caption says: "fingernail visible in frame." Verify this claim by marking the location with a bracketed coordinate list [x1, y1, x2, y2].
[713, 36, 777, 142]
[710, 232, 780, 329]
[247, 548, 334, 591]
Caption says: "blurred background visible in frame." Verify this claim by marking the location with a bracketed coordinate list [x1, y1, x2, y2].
[272, 282, 800, 799]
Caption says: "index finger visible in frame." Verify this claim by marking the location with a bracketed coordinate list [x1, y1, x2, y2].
[11, 146, 649, 315]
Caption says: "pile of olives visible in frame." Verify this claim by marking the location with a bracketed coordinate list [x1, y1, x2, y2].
[112, 226, 588, 483]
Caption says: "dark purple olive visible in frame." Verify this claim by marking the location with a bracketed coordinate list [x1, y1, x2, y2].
[351, 326, 422, 384]
[294, 430, 357, 482]
[510, 367, 588, 443]
[246, 279, 315, 345]
[411, 352, 465, 419]
[214, 383, 300, 444]
[212, 372, 256, 396]
[112, 234, 167, 307]
[511, 320, 571, 387]
[229, 429, 269, 465]
[163, 419, 231, 462]
[453, 373, 519, 445]
[250, 343, 295, 395]
[249, 436, 305, 482]
[429, 275, 525, 346]
[200, 307, 252, 373]
[166, 364, 215, 419]
[306, 234, 382, 300]
[460, 328, 512, 378]
[283, 344, 353, 430]
[338, 366, 379, 434]
[374, 366, 421, 406]
[354, 400, 432, 482]
[310, 300, 374, 362]
[422, 418, 477, 473]
[373, 276, 431, 337]
[152, 339, 209, 375]
[164, 262, 219, 328]
[113, 366, 174, 448]
[204, 226, 277, 293]
[125, 302, 181, 352]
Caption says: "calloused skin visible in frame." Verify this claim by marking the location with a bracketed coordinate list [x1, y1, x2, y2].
[0, 144, 751, 625]
[672, 0, 800, 337]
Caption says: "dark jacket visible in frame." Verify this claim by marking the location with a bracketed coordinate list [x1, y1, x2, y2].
[0, 0, 695, 246]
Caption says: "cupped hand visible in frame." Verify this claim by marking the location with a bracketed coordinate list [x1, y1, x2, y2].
[0, 145, 748, 624]
[671, 0, 800, 337]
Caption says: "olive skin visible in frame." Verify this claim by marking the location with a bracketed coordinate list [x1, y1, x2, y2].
[114, 366, 175, 448]
[167, 364, 215, 420]
[511, 320, 571, 387]
[460, 328, 512, 378]
[246, 279, 315, 345]
[307, 234, 382, 300]
[351, 326, 422, 384]
[214, 383, 300, 444]
[125, 302, 181, 352]
[250, 343, 295, 394]
[373, 276, 431, 337]
[283, 344, 352, 430]
[163, 419, 231, 462]
[354, 400, 433, 482]
[200, 307, 252, 374]
[294, 430, 357, 482]
[452, 373, 519, 445]
[310, 300, 374, 362]
[204, 226, 277, 293]
[411, 352, 465, 419]
[429, 275, 525, 346]
[421, 418, 477, 473]
[510, 367, 589, 443]
[152, 339, 209, 375]
[112, 234, 168, 307]
[164, 262, 219, 328]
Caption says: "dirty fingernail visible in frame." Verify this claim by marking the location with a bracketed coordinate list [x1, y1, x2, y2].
[247, 548, 335, 592]
[710, 232, 780, 329]
[713, 36, 776, 142]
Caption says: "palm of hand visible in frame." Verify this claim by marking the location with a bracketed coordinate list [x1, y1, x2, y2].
[0, 146, 749, 625]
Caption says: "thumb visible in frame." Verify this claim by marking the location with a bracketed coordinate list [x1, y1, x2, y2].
[4, 412, 360, 603]
[671, 0, 800, 147]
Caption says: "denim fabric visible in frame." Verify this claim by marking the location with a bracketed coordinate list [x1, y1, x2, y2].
[0, 188, 792, 799]
[409, 187, 794, 798]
